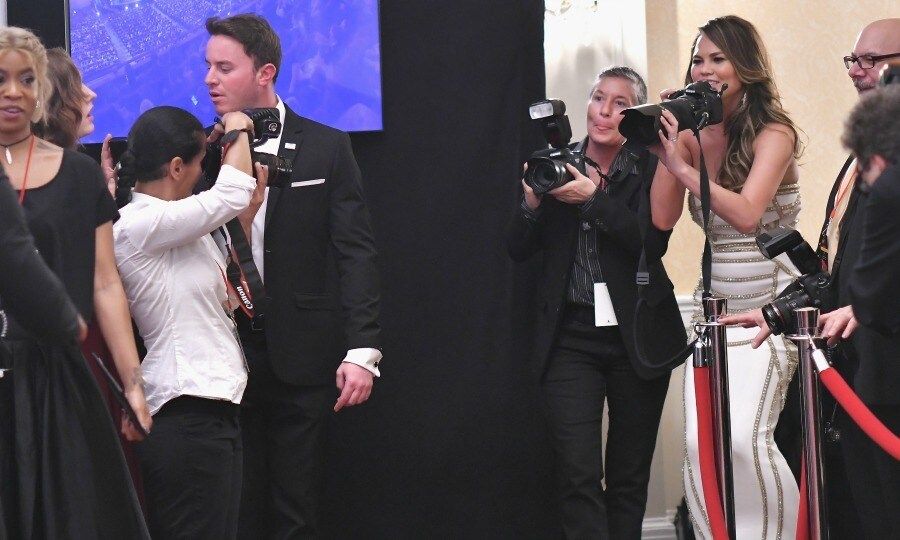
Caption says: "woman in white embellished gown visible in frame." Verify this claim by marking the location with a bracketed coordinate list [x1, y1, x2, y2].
[649, 15, 804, 539]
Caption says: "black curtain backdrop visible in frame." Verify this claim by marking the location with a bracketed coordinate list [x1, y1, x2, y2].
[328, 2, 553, 537]
[10, 1, 558, 537]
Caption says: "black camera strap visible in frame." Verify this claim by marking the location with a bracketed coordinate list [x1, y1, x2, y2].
[222, 218, 266, 325]
[695, 128, 713, 298]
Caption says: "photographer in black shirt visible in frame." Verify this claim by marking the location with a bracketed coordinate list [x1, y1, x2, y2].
[507, 66, 684, 539]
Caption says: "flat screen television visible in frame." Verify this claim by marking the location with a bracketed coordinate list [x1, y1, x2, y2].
[69, 0, 383, 143]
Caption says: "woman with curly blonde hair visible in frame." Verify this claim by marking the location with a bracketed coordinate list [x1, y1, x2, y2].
[650, 15, 803, 539]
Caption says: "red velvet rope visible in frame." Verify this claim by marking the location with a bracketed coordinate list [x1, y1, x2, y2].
[819, 367, 900, 460]
[693, 366, 730, 540]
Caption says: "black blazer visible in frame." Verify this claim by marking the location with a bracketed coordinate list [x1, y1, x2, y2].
[837, 165, 900, 406]
[249, 105, 381, 385]
[507, 148, 685, 380]
[849, 163, 900, 335]
[817, 158, 900, 405]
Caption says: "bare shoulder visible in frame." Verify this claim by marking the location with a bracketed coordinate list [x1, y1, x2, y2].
[757, 122, 797, 147]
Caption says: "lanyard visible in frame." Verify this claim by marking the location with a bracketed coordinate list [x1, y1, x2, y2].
[15, 135, 36, 205]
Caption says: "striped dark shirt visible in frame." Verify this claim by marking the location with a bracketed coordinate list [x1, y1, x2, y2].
[567, 149, 639, 306]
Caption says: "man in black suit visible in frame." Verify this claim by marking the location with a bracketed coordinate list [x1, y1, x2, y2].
[840, 83, 900, 538]
[507, 67, 685, 539]
[203, 14, 381, 538]
[845, 84, 900, 335]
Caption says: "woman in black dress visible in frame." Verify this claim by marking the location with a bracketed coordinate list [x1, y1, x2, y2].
[0, 27, 150, 538]
[35, 46, 148, 505]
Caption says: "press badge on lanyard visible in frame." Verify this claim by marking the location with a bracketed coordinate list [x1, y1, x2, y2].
[593, 283, 618, 326]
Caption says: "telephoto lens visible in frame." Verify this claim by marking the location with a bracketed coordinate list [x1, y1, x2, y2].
[618, 81, 726, 146]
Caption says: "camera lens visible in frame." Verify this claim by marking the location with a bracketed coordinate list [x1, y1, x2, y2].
[525, 158, 567, 194]
[761, 302, 785, 335]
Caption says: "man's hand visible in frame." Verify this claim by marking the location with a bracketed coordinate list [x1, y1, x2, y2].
[819, 305, 858, 346]
[548, 164, 598, 205]
[718, 309, 771, 349]
[334, 362, 374, 412]
[122, 386, 153, 441]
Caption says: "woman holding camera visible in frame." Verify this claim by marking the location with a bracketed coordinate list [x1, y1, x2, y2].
[113, 105, 265, 539]
[649, 15, 803, 539]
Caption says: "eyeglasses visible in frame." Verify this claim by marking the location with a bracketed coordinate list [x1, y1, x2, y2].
[843, 52, 900, 70]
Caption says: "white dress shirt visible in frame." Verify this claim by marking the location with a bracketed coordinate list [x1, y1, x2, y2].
[114, 165, 256, 415]
[250, 98, 382, 376]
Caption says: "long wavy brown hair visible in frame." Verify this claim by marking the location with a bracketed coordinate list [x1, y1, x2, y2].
[34, 48, 85, 149]
[685, 15, 802, 191]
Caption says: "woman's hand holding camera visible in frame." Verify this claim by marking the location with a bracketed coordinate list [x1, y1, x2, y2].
[221, 111, 255, 135]
[548, 163, 598, 205]
[649, 109, 690, 179]
[207, 111, 255, 144]
[521, 163, 542, 210]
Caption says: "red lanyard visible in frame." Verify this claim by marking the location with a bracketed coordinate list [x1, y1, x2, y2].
[15, 135, 36, 205]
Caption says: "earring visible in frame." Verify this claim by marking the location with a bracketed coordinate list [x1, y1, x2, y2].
[35, 100, 41, 109]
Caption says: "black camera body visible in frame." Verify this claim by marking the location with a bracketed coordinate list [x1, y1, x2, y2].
[523, 99, 587, 194]
[205, 107, 293, 187]
[756, 227, 834, 335]
[618, 81, 726, 147]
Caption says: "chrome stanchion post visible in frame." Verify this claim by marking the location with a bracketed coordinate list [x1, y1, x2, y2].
[702, 296, 735, 539]
[787, 307, 829, 540]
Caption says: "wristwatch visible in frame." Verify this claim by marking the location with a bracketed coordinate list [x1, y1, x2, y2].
[220, 128, 252, 146]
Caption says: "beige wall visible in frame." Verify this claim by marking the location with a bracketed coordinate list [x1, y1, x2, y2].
[646, 0, 900, 294]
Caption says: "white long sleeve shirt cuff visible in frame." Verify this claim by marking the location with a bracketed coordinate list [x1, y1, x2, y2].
[342, 348, 382, 377]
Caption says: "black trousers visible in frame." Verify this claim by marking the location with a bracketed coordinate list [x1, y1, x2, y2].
[137, 396, 242, 540]
[541, 310, 670, 540]
[237, 331, 333, 540]
[841, 404, 900, 539]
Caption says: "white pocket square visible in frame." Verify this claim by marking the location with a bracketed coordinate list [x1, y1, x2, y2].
[290, 179, 325, 187]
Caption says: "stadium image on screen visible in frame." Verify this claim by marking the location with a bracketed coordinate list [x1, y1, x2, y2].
[70, 0, 383, 142]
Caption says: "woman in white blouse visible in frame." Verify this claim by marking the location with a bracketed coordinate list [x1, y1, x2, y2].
[113, 105, 265, 539]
